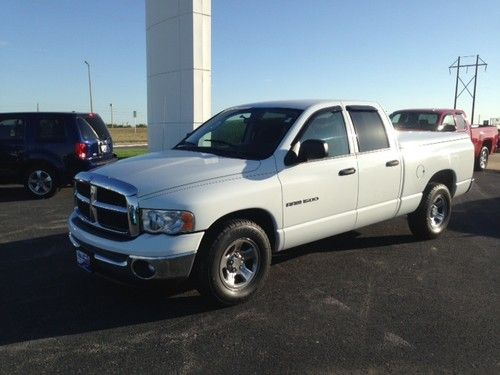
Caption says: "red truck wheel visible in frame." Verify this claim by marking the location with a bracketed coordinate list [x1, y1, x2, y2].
[475, 146, 489, 171]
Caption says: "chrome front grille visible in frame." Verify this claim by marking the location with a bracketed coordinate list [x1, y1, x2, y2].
[74, 172, 140, 237]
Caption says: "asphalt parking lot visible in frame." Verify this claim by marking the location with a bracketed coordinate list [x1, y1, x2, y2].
[0, 170, 498, 374]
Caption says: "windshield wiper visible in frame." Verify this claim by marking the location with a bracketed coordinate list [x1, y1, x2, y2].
[174, 140, 197, 149]
[203, 139, 237, 149]
[176, 140, 261, 159]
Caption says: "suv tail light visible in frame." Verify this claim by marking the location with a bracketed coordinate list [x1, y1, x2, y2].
[75, 143, 87, 160]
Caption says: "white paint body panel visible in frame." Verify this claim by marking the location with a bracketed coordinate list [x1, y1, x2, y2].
[69, 100, 474, 260]
[277, 154, 358, 249]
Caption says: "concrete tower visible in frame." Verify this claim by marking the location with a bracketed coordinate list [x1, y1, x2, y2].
[146, 0, 211, 151]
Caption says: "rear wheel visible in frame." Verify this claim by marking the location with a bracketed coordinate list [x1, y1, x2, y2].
[196, 219, 271, 306]
[24, 165, 58, 198]
[474, 146, 489, 171]
[408, 183, 451, 240]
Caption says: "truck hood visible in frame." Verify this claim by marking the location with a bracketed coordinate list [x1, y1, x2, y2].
[93, 150, 261, 197]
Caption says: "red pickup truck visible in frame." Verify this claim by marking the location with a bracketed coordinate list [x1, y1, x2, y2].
[390, 108, 498, 171]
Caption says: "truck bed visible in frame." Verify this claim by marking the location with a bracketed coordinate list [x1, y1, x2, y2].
[396, 130, 471, 148]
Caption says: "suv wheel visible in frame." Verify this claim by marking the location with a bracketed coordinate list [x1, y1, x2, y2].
[25, 165, 58, 198]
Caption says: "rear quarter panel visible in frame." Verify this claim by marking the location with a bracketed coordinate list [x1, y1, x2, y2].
[470, 126, 499, 155]
[398, 134, 474, 215]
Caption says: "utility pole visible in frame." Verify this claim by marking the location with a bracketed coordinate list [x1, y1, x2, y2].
[84, 61, 94, 113]
[109, 103, 113, 128]
[449, 55, 487, 124]
[36, 102, 39, 112]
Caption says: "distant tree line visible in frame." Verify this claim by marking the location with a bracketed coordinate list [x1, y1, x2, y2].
[106, 124, 147, 128]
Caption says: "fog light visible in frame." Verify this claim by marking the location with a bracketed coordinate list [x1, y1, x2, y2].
[131, 259, 156, 279]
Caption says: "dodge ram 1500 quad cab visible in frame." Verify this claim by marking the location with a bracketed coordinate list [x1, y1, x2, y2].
[69, 100, 474, 305]
[390, 108, 498, 171]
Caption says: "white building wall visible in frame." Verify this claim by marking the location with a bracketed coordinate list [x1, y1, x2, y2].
[146, 0, 211, 151]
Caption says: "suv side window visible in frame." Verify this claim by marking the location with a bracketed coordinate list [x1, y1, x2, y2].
[348, 109, 389, 152]
[300, 110, 350, 157]
[0, 118, 25, 141]
[36, 117, 67, 142]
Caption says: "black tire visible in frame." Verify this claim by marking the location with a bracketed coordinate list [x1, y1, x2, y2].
[408, 183, 451, 240]
[24, 164, 59, 199]
[474, 146, 489, 171]
[196, 219, 271, 306]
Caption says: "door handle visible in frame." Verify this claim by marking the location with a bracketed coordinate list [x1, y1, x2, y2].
[386, 160, 400, 167]
[338, 167, 356, 176]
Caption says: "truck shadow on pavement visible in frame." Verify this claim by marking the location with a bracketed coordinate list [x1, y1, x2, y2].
[0, 186, 37, 202]
[0, 229, 420, 346]
[450, 197, 500, 239]
[0, 196, 497, 346]
[272, 231, 417, 265]
[0, 233, 213, 346]
[0, 185, 74, 203]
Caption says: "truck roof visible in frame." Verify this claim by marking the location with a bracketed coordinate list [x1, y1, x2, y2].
[230, 99, 380, 111]
[393, 108, 466, 115]
[0, 111, 95, 116]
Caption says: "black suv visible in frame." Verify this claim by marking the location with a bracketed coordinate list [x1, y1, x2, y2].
[0, 112, 117, 198]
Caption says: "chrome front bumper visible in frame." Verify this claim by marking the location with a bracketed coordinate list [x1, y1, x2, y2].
[69, 232, 196, 281]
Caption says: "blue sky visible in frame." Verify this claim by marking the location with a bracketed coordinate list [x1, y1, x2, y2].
[1, 0, 499, 125]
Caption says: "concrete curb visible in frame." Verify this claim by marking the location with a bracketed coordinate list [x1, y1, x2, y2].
[114, 143, 148, 148]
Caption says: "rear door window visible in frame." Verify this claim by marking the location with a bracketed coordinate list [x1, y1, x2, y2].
[348, 109, 389, 152]
[36, 117, 67, 142]
[0, 118, 25, 141]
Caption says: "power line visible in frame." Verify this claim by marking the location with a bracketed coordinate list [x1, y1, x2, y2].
[449, 55, 487, 124]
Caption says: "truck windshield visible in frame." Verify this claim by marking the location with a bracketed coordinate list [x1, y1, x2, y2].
[174, 107, 302, 160]
[390, 111, 439, 131]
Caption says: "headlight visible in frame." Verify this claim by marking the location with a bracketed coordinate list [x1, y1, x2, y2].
[141, 209, 194, 234]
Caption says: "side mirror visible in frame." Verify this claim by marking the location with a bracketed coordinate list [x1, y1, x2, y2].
[299, 139, 328, 161]
[284, 139, 329, 166]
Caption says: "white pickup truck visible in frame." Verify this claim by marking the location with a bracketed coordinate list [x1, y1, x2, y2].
[68, 100, 474, 305]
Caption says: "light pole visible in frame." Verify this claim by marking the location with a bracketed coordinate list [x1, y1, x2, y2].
[109, 103, 113, 128]
[84, 60, 93, 113]
[133, 110, 137, 133]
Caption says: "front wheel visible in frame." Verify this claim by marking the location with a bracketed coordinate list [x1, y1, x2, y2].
[474, 146, 489, 171]
[196, 219, 271, 306]
[408, 183, 451, 240]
